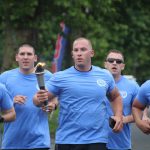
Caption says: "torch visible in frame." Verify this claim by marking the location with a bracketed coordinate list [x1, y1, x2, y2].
[35, 62, 49, 111]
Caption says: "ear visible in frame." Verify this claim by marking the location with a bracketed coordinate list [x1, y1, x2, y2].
[34, 55, 38, 62]
[71, 51, 74, 58]
[90, 50, 94, 57]
[15, 54, 18, 62]
[104, 61, 107, 68]
[121, 63, 125, 70]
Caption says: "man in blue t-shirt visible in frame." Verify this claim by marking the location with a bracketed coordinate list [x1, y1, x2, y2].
[132, 80, 150, 134]
[0, 43, 57, 149]
[34, 37, 123, 150]
[104, 50, 139, 150]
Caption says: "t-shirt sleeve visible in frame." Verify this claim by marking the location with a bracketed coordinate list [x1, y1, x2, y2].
[136, 82, 149, 106]
[44, 70, 53, 81]
[0, 72, 8, 84]
[0, 85, 13, 110]
[46, 73, 60, 96]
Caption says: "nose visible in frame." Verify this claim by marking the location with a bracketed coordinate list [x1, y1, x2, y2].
[24, 54, 28, 59]
[112, 61, 117, 64]
[77, 52, 82, 56]
[77, 50, 82, 56]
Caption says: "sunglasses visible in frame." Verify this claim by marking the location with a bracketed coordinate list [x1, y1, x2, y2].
[106, 58, 124, 64]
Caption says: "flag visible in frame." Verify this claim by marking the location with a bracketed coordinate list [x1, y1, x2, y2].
[51, 22, 69, 73]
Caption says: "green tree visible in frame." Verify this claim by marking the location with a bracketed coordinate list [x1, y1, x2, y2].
[0, 0, 149, 83]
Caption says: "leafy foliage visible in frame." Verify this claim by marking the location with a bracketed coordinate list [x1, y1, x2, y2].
[0, 0, 149, 84]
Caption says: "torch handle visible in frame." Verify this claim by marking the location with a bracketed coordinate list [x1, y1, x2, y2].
[39, 86, 48, 106]
[39, 86, 46, 90]
[35, 71, 49, 112]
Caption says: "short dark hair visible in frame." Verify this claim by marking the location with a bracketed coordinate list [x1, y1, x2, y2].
[105, 49, 124, 61]
[17, 43, 35, 54]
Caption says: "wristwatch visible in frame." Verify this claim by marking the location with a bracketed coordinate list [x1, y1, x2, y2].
[0, 116, 4, 123]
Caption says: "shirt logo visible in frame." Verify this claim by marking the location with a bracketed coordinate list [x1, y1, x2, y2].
[97, 79, 106, 87]
[120, 91, 127, 98]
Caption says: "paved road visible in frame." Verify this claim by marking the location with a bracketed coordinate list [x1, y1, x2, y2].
[51, 138, 55, 150]
[132, 109, 150, 150]
[131, 123, 150, 150]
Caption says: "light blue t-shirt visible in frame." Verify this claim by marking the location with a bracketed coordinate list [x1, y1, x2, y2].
[136, 80, 150, 106]
[0, 68, 52, 149]
[106, 76, 139, 150]
[0, 83, 13, 110]
[46, 66, 116, 144]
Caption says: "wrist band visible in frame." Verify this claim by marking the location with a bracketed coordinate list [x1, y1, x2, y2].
[0, 116, 4, 123]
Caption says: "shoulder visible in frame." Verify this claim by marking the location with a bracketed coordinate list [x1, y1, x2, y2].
[136, 80, 150, 105]
[122, 76, 139, 87]
[140, 80, 150, 90]
[44, 70, 53, 77]
[1, 68, 18, 76]
[142, 80, 150, 86]
[45, 69, 52, 74]
[92, 66, 112, 76]
[92, 66, 115, 87]
[50, 67, 76, 81]
[0, 68, 18, 81]
[53, 67, 73, 76]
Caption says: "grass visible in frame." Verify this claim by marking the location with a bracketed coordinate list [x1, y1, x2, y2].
[49, 108, 59, 138]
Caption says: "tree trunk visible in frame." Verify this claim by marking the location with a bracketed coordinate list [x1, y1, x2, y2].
[1, 28, 38, 72]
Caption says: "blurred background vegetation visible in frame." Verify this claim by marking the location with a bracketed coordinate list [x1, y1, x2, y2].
[0, 0, 149, 136]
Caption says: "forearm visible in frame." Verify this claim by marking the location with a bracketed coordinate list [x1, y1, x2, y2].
[132, 99, 150, 134]
[1, 108, 16, 122]
[109, 87, 123, 118]
[142, 107, 149, 120]
[132, 99, 145, 124]
[123, 115, 134, 123]
[110, 94, 123, 132]
[132, 106, 143, 124]
[109, 88, 123, 132]
[111, 96, 122, 117]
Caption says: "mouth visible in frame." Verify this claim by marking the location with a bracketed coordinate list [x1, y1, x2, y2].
[111, 67, 117, 71]
[22, 61, 29, 66]
[76, 58, 83, 62]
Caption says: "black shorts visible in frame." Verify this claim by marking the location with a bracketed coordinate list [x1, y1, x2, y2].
[32, 148, 49, 150]
[55, 143, 107, 150]
[107, 149, 131, 150]
[2, 148, 49, 150]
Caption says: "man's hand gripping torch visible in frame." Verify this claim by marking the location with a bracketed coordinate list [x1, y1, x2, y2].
[35, 62, 49, 112]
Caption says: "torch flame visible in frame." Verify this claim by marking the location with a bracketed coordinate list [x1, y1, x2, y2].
[36, 62, 46, 67]
[35, 62, 46, 73]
